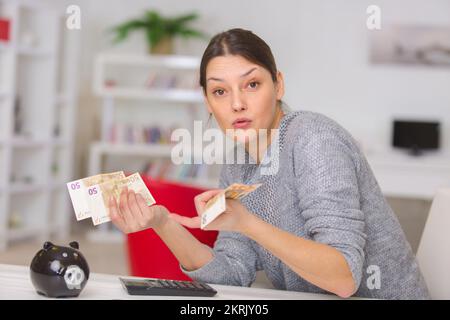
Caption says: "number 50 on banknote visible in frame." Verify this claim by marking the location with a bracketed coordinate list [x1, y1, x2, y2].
[66, 171, 126, 221]
[87, 173, 156, 226]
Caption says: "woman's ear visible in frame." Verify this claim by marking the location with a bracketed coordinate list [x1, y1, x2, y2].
[275, 71, 285, 101]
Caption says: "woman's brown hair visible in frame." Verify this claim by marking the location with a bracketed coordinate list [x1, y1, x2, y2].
[199, 28, 278, 94]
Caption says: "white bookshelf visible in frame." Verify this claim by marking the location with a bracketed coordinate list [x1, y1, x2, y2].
[97, 87, 203, 103]
[89, 52, 220, 242]
[0, 0, 79, 250]
[90, 52, 219, 182]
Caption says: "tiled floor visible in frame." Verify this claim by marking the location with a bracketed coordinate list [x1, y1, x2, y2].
[0, 197, 431, 286]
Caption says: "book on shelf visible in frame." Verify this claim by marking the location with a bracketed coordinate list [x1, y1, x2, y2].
[0, 18, 10, 42]
[142, 160, 213, 184]
[144, 72, 198, 90]
[104, 71, 199, 91]
[109, 123, 175, 145]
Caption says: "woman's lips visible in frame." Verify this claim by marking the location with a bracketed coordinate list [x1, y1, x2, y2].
[232, 118, 252, 129]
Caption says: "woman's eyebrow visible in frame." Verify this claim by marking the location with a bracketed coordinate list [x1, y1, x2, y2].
[240, 67, 257, 78]
[207, 67, 258, 82]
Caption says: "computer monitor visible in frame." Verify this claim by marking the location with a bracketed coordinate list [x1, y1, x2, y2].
[392, 120, 440, 156]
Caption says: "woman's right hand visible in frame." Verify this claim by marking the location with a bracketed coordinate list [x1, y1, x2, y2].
[169, 189, 223, 229]
[109, 187, 169, 234]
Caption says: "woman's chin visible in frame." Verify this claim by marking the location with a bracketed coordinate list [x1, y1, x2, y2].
[235, 133, 259, 145]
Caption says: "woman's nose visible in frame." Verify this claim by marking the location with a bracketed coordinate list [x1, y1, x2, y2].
[231, 92, 247, 112]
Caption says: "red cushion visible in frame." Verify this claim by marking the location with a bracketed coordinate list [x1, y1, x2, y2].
[126, 176, 218, 280]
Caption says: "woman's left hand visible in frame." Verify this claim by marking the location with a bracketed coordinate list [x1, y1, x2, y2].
[169, 189, 252, 232]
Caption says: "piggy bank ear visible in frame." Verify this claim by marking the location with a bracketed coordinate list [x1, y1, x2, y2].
[43, 241, 54, 250]
[69, 241, 79, 250]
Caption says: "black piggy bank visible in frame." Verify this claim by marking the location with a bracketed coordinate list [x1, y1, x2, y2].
[30, 241, 90, 298]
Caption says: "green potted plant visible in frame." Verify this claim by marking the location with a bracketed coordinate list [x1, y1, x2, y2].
[111, 10, 207, 55]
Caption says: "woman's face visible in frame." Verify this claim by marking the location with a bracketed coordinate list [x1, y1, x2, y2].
[203, 54, 284, 143]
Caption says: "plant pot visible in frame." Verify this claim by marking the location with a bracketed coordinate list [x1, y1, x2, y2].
[150, 37, 174, 55]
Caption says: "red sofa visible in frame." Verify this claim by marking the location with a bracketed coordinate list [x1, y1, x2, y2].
[126, 176, 218, 281]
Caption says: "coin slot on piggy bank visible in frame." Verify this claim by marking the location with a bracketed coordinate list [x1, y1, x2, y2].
[30, 241, 90, 298]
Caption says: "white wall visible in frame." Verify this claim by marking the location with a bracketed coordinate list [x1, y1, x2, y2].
[292, 1, 450, 153]
[45, 0, 450, 176]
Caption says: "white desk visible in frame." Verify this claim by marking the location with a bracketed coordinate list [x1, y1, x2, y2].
[366, 150, 450, 200]
[0, 264, 342, 300]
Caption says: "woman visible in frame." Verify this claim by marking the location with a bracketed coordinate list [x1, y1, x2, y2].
[109, 28, 430, 299]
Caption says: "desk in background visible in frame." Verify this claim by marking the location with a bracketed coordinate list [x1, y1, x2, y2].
[367, 150, 450, 200]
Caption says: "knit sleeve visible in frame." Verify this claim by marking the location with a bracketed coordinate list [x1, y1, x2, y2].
[180, 230, 260, 286]
[293, 127, 367, 290]
[180, 166, 260, 286]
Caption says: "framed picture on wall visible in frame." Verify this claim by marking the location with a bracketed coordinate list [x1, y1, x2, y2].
[370, 24, 450, 67]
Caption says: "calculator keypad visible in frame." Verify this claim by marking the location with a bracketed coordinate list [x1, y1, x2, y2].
[120, 277, 217, 297]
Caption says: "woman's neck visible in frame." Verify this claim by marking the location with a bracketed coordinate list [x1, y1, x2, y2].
[246, 103, 285, 164]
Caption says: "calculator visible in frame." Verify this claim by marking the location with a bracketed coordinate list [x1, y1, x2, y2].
[119, 277, 218, 297]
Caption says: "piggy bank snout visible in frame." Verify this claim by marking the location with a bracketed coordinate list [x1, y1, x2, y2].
[64, 265, 85, 290]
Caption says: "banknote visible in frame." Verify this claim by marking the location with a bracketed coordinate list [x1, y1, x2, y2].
[67, 171, 126, 221]
[201, 183, 262, 229]
[87, 172, 156, 226]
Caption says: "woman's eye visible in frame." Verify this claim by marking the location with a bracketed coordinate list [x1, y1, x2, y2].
[213, 89, 225, 96]
[248, 81, 259, 89]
